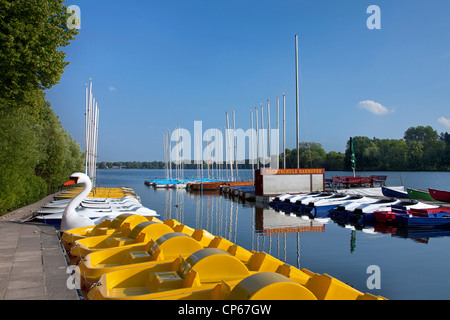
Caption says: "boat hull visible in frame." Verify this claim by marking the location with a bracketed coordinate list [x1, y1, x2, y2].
[407, 188, 435, 201]
[382, 187, 409, 199]
[396, 213, 450, 227]
[429, 188, 450, 202]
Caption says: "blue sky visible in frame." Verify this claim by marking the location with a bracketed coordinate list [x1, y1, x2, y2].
[46, 0, 450, 161]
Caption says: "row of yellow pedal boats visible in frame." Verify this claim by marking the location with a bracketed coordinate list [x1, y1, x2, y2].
[61, 214, 387, 300]
[55, 186, 139, 201]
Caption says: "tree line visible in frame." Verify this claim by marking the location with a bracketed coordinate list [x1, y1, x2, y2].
[101, 125, 449, 173]
[0, 1, 83, 215]
[281, 125, 450, 171]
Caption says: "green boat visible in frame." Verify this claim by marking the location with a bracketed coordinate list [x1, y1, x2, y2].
[406, 188, 435, 201]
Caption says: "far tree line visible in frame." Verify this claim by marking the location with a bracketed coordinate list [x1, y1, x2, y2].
[98, 126, 450, 172]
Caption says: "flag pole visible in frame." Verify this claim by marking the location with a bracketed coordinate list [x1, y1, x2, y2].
[350, 137, 356, 177]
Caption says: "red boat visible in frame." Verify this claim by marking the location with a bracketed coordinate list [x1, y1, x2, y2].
[409, 206, 450, 216]
[374, 206, 450, 223]
[429, 189, 450, 202]
[373, 206, 409, 223]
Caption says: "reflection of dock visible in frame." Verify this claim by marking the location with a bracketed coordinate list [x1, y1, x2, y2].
[255, 206, 326, 235]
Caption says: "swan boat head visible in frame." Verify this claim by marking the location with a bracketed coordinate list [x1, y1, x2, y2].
[60, 172, 95, 232]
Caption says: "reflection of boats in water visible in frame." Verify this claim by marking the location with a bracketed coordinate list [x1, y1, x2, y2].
[394, 227, 450, 242]
[374, 223, 450, 244]
[332, 216, 450, 245]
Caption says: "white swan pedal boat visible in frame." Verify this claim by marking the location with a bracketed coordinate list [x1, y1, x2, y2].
[35, 173, 158, 232]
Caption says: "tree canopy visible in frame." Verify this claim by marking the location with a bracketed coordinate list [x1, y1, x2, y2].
[278, 125, 449, 172]
[0, 0, 82, 215]
[0, 0, 77, 101]
[342, 126, 449, 171]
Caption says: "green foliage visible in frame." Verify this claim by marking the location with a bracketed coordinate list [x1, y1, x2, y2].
[34, 102, 84, 193]
[109, 125, 449, 173]
[279, 125, 448, 172]
[343, 126, 448, 172]
[0, 0, 78, 101]
[404, 126, 438, 144]
[282, 142, 329, 170]
[0, 0, 81, 215]
[0, 106, 45, 212]
[324, 151, 345, 171]
[0, 93, 84, 215]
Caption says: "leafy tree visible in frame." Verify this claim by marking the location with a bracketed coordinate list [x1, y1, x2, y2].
[404, 126, 438, 144]
[439, 132, 450, 169]
[344, 136, 376, 171]
[0, 105, 46, 212]
[406, 140, 424, 170]
[298, 142, 326, 168]
[375, 139, 407, 170]
[0, 0, 78, 101]
[423, 140, 446, 170]
[324, 151, 345, 170]
[0, 0, 81, 215]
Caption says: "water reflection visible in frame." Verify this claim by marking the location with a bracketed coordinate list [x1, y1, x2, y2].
[374, 223, 450, 244]
[158, 186, 450, 267]
[153, 187, 334, 269]
[98, 169, 450, 299]
[329, 209, 450, 245]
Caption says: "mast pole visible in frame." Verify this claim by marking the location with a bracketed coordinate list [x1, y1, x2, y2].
[260, 103, 265, 168]
[295, 34, 300, 169]
[283, 92, 286, 169]
[267, 99, 271, 169]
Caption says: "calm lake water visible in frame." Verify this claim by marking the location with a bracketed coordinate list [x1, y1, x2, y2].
[96, 169, 450, 300]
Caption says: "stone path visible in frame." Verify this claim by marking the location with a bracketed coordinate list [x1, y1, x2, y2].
[0, 194, 80, 300]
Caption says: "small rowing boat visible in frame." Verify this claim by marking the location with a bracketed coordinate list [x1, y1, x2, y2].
[429, 188, 450, 202]
[382, 186, 409, 199]
[396, 211, 450, 227]
[406, 188, 435, 201]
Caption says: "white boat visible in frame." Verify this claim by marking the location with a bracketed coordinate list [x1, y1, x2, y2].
[34, 173, 158, 232]
[271, 192, 320, 203]
[279, 193, 319, 207]
[334, 197, 379, 212]
[303, 194, 365, 214]
[269, 194, 300, 209]
[41, 195, 139, 208]
[307, 193, 352, 206]
[287, 192, 334, 212]
[353, 199, 438, 214]
[272, 192, 333, 213]
[351, 198, 401, 214]
[37, 199, 145, 213]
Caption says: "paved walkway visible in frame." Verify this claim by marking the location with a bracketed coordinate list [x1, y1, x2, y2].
[0, 195, 80, 300]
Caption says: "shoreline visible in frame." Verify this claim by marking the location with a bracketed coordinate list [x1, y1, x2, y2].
[1, 192, 60, 222]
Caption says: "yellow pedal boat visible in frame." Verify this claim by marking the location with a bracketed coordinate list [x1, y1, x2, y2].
[86, 248, 304, 300]
[155, 272, 316, 300]
[61, 214, 159, 252]
[86, 246, 386, 300]
[79, 232, 255, 291]
[224, 271, 385, 300]
[69, 220, 174, 263]
[56, 187, 137, 200]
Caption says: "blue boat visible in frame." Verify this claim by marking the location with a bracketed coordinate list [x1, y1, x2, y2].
[396, 212, 450, 227]
[382, 186, 410, 199]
